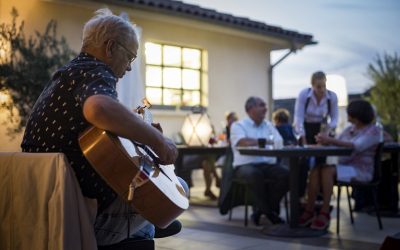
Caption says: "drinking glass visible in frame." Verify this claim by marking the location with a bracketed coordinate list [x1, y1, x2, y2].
[294, 126, 304, 146]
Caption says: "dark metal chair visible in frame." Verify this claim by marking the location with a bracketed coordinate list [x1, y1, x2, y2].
[335, 142, 384, 234]
[228, 178, 289, 226]
[228, 177, 254, 226]
[222, 148, 288, 226]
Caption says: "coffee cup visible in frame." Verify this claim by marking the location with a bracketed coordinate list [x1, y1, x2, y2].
[257, 138, 266, 148]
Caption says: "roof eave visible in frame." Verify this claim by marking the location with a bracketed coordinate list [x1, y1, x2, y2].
[97, 0, 316, 49]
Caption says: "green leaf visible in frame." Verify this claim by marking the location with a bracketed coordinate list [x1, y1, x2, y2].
[0, 7, 76, 135]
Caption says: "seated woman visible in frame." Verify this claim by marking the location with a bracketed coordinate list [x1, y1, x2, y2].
[272, 108, 297, 145]
[183, 155, 220, 200]
[299, 99, 381, 230]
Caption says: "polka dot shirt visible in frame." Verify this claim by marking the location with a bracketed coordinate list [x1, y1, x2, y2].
[21, 52, 120, 212]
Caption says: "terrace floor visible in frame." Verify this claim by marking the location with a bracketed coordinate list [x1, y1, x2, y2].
[155, 170, 400, 250]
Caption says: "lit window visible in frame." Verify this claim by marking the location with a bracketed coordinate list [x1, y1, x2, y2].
[144, 42, 206, 107]
[145, 43, 162, 65]
[163, 45, 181, 67]
[146, 66, 162, 87]
[163, 67, 181, 89]
[183, 48, 201, 69]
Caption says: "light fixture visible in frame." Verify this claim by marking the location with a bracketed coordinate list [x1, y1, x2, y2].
[0, 90, 11, 104]
[180, 106, 213, 146]
[326, 74, 348, 107]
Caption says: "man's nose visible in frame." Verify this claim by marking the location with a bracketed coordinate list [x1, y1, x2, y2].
[126, 63, 132, 71]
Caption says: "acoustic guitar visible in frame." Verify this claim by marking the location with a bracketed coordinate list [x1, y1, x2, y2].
[79, 99, 189, 228]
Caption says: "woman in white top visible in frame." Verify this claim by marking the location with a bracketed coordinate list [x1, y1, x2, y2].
[293, 71, 339, 145]
[293, 71, 339, 199]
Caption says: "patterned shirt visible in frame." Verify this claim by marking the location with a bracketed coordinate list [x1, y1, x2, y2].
[21, 52, 119, 212]
[337, 123, 380, 182]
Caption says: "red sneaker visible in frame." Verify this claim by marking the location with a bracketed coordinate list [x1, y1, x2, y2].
[299, 210, 314, 227]
[310, 211, 330, 230]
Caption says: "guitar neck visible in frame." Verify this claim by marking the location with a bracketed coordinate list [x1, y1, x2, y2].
[136, 99, 153, 124]
[142, 108, 153, 124]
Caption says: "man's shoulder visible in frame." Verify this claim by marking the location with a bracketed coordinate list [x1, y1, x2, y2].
[231, 118, 249, 132]
[263, 120, 278, 131]
[67, 53, 117, 83]
[236, 117, 252, 126]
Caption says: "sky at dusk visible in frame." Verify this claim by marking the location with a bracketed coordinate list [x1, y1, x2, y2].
[183, 0, 400, 99]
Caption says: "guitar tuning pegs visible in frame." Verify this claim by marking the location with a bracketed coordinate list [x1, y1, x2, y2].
[142, 98, 152, 109]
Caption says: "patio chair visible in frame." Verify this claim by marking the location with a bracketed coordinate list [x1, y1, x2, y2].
[335, 142, 384, 234]
[228, 178, 289, 226]
[218, 148, 288, 226]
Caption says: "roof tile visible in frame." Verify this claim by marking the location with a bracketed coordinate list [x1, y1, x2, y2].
[109, 0, 316, 46]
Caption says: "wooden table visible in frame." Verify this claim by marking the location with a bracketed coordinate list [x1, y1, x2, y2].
[175, 145, 228, 187]
[238, 145, 353, 237]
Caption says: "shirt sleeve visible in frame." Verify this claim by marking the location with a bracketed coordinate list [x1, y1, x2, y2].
[293, 88, 307, 135]
[353, 126, 380, 153]
[230, 121, 246, 147]
[328, 91, 339, 129]
[337, 126, 351, 141]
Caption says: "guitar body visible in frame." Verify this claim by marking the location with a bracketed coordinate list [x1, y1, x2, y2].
[79, 126, 189, 228]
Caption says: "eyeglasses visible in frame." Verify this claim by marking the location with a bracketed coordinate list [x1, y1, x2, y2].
[115, 40, 137, 64]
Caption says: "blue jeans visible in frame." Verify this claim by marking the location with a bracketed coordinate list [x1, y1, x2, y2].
[94, 197, 155, 246]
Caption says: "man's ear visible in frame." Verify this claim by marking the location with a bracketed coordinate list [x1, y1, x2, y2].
[105, 40, 114, 58]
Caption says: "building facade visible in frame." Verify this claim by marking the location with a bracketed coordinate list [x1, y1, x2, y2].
[0, 0, 315, 150]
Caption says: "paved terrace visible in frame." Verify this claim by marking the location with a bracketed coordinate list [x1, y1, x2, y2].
[156, 170, 400, 250]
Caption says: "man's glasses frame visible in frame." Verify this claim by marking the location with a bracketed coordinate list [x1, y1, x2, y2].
[115, 40, 137, 64]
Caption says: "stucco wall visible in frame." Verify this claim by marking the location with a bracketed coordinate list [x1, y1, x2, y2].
[137, 17, 270, 136]
[0, 0, 272, 150]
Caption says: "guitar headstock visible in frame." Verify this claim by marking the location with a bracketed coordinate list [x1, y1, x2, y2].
[135, 98, 153, 124]
[136, 98, 152, 115]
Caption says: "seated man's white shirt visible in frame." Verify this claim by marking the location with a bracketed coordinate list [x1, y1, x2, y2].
[231, 117, 283, 167]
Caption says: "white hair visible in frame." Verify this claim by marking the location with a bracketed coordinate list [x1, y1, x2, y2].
[82, 8, 137, 48]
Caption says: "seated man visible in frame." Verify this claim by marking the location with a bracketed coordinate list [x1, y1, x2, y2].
[183, 155, 220, 200]
[230, 96, 289, 225]
[21, 8, 182, 247]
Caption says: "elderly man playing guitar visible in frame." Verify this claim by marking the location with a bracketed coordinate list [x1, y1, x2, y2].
[21, 8, 188, 247]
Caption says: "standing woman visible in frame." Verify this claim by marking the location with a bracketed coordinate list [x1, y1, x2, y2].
[293, 71, 339, 145]
[293, 71, 339, 199]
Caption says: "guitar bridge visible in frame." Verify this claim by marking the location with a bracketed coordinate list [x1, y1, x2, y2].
[127, 165, 150, 201]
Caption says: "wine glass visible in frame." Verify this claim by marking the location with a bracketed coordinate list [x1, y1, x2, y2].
[267, 134, 274, 148]
[293, 126, 304, 146]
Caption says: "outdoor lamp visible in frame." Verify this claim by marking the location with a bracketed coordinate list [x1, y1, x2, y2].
[327, 74, 348, 133]
[181, 106, 213, 146]
[327, 74, 348, 107]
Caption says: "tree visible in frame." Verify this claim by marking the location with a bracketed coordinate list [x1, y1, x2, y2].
[0, 8, 76, 135]
[366, 52, 400, 139]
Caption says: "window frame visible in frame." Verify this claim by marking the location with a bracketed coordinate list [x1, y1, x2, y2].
[144, 42, 206, 109]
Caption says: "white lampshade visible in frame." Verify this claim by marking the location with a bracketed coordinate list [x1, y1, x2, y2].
[0, 90, 10, 104]
[181, 113, 213, 146]
[326, 74, 348, 107]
